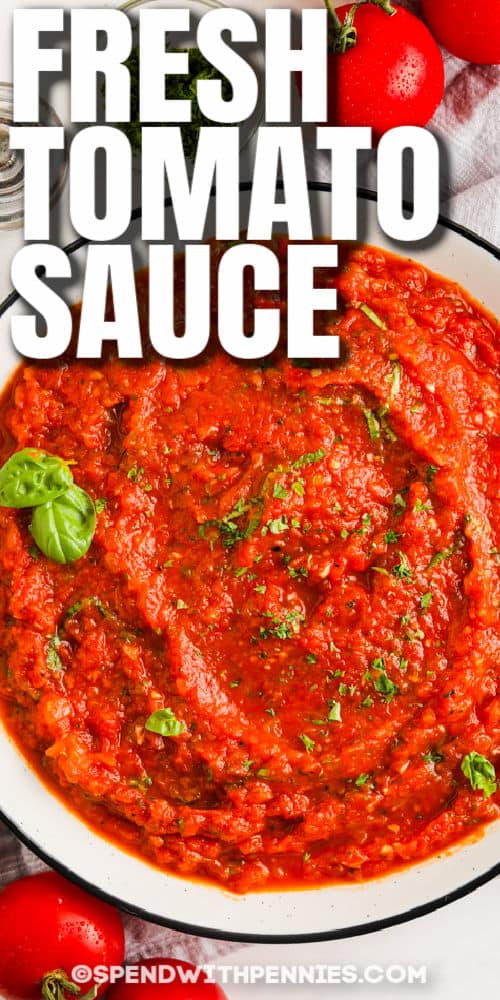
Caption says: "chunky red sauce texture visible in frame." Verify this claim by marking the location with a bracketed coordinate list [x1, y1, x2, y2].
[0, 241, 499, 893]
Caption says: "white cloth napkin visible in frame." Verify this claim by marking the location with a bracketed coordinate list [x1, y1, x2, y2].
[307, 0, 500, 247]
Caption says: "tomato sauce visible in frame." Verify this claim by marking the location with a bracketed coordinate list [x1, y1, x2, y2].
[0, 240, 499, 893]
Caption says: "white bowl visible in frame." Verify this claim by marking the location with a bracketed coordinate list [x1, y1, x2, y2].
[0, 186, 498, 942]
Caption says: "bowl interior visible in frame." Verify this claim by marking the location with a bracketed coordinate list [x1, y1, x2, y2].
[0, 187, 499, 941]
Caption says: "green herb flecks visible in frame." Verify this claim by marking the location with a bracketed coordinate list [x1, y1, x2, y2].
[260, 609, 305, 641]
[392, 550, 414, 582]
[428, 546, 455, 569]
[265, 515, 288, 535]
[327, 700, 342, 722]
[292, 448, 326, 470]
[354, 773, 370, 787]
[384, 529, 400, 544]
[358, 303, 387, 330]
[47, 634, 63, 671]
[299, 733, 315, 753]
[199, 495, 263, 550]
[365, 656, 398, 703]
[389, 360, 402, 397]
[363, 408, 381, 441]
[272, 483, 288, 500]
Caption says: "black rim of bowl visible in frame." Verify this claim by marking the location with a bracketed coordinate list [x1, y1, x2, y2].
[0, 182, 498, 943]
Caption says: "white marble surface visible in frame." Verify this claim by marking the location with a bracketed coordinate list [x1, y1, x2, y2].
[0, 1, 498, 995]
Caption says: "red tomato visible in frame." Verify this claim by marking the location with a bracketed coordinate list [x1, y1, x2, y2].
[106, 960, 228, 1000]
[0, 872, 125, 998]
[327, 3, 444, 136]
[421, 0, 500, 64]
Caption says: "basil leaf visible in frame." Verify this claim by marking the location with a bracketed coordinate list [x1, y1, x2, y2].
[0, 448, 73, 509]
[145, 708, 186, 737]
[30, 485, 96, 564]
[461, 752, 497, 798]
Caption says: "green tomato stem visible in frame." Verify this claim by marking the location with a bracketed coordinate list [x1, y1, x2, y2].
[41, 970, 97, 1000]
[326, 0, 396, 54]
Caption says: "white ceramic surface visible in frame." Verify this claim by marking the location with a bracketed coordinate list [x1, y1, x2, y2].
[0, 187, 498, 941]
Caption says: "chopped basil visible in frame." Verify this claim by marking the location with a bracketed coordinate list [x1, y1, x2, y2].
[127, 466, 144, 482]
[291, 478, 305, 496]
[363, 408, 381, 441]
[379, 408, 397, 443]
[129, 775, 152, 790]
[426, 464, 440, 484]
[305, 653, 318, 664]
[327, 700, 342, 722]
[66, 600, 82, 617]
[292, 447, 326, 470]
[358, 303, 387, 330]
[299, 733, 315, 753]
[423, 748, 444, 764]
[289, 565, 308, 579]
[47, 635, 63, 671]
[366, 656, 398, 703]
[392, 551, 414, 582]
[384, 530, 400, 544]
[428, 547, 454, 569]
[200, 496, 263, 550]
[420, 591, 433, 610]
[267, 515, 288, 535]
[260, 609, 304, 641]
[389, 360, 402, 396]
[414, 498, 431, 513]
[355, 773, 370, 787]
[145, 708, 186, 738]
[461, 752, 497, 798]
[95, 498, 107, 513]
[372, 672, 398, 702]
[272, 482, 288, 500]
